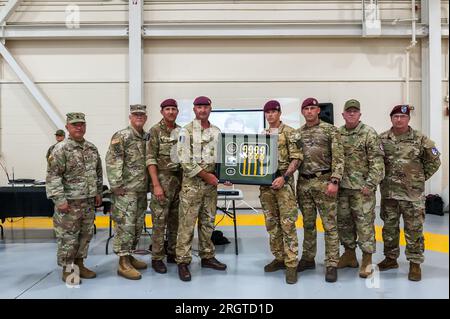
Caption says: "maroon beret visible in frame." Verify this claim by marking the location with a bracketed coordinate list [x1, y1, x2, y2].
[193, 96, 212, 106]
[301, 97, 319, 109]
[390, 104, 410, 117]
[160, 98, 178, 109]
[263, 100, 281, 112]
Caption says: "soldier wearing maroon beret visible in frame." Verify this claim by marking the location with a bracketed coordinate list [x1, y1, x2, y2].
[147, 98, 181, 274]
[377, 104, 441, 281]
[260, 99, 303, 284]
[175, 95, 228, 281]
[296, 97, 345, 283]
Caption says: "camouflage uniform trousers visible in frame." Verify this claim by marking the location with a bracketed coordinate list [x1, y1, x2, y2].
[150, 171, 182, 261]
[53, 198, 95, 267]
[175, 177, 217, 264]
[380, 198, 425, 264]
[297, 174, 340, 267]
[337, 188, 376, 254]
[112, 192, 148, 256]
[260, 180, 299, 268]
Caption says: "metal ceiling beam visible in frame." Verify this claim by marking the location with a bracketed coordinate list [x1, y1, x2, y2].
[143, 23, 432, 38]
[0, 42, 65, 129]
[1, 23, 449, 40]
[0, 0, 22, 25]
[129, 0, 144, 105]
[1, 25, 129, 39]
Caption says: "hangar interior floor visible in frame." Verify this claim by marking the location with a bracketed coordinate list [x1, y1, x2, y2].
[0, 211, 448, 299]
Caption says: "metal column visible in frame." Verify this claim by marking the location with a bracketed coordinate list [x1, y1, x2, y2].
[129, 0, 144, 105]
[421, 0, 443, 195]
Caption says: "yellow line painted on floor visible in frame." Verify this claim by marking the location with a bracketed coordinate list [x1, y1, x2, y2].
[2, 214, 448, 254]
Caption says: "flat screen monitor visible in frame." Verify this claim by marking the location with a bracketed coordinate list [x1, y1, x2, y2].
[176, 108, 265, 134]
[209, 109, 265, 134]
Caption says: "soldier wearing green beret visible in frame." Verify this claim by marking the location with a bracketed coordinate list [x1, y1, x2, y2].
[46, 113, 103, 285]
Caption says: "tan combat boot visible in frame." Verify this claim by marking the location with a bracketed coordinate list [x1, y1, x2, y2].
[337, 248, 359, 269]
[117, 256, 142, 280]
[264, 259, 286, 272]
[285, 267, 298, 284]
[359, 253, 373, 278]
[408, 262, 422, 281]
[62, 266, 81, 285]
[129, 255, 148, 270]
[377, 257, 399, 271]
[75, 258, 97, 279]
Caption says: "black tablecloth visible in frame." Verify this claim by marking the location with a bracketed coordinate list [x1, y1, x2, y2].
[0, 186, 54, 221]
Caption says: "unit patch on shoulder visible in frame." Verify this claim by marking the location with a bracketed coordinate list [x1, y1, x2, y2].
[111, 138, 120, 145]
[431, 147, 439, 156]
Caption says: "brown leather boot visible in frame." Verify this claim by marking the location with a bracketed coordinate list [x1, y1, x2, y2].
[62, 266, 81, 285]
[297, 258, 316, 272]
[377, 257, 399, 271]
[285, 267, 298, 284]
[201, 257, 227, 271]
[152, 260, 168, 274]
[178, 264, 191, 282]
[408, 262, 422, 281]
[117, 256, 142, 280]
[74, 258, 96, 279]
[167, 254, 176, 264]
[359, 253, 373, 278]
[129, 255, 147, 270]
[264, 259, 286, 272]
[337, 248, 359, 269]
[325, 266, 338, 283]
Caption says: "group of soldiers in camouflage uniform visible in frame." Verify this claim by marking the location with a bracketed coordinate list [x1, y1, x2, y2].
[45, 94, 441, 286]
[259, 98, 441, 285]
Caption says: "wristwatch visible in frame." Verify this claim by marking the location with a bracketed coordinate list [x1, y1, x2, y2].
[283, 175, 290, 183]
[330, 178, 339, 185]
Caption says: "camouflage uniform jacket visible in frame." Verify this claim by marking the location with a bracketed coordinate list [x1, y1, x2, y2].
[178, 120, 221, 178]
[106, 126, 148, 193]
[264, 123, 303, 172]
[338, 122, 385, 190]
[297, 120, 345, 181]
[46, 137, 103, 206]
[380, 127, 441, 201]
[146, 119, 181, 172]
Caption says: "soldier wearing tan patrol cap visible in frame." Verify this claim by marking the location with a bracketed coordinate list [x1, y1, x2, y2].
[46, 129, 66, 160]
[337, 99, 385, 278]
[106, 104, 149, 280]
[378, 104, 441, 281]
[46, 112, 103, 285]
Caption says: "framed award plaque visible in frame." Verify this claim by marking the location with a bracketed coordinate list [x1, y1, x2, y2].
[216, 133, 279, 185]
